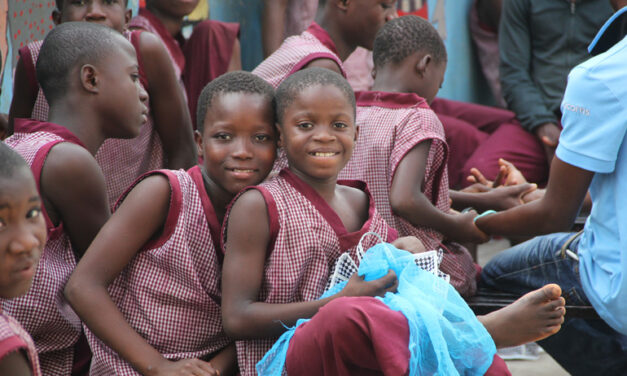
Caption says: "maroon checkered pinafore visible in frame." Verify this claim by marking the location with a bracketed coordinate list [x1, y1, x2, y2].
[19, 30, 163, 208]
[223, 169, 397, 376]
[3, 120, 84, 375]
[86, 166, 230, 375]
[340, 91, 477, 297]
[0, 312, 42, 376]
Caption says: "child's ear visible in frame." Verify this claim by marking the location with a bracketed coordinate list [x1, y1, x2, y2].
[194, 130, 204, 158]
[275, 122, 283, 148]
[124, 9, 132, 27]
[51, 9, 62, 26]
[353, 125, 359, 144]
[335, 0, 351, 11]
[80, 65, 99, 93]
[415, 54, 433, 77]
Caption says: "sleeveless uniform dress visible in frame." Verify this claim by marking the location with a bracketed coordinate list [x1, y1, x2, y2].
[18, 30, 163, 208]
[339, 91, 478, 297]
[86, 165, 230, 375]
[222, 169, 397, 376]
[3, 120, 85, 375]
[0, 311, 42, 376]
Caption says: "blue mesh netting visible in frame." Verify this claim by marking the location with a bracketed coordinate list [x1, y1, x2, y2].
[257, 242, 496, 375]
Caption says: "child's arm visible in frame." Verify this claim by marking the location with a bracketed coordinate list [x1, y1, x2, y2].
[226, 38, 242, 72]
[8, 57, 38, 135]
[475, 157, 593, 236]
[65, 175, 222, 375]
[262, 0, 289, 57]
[389, 140, 488, 244]
[0, 351, 33, 376]
[138, 32, 197, 170]
[222, 189, 398, 340]
[41, 144, 111, 258]
[449, 184, 536, 212]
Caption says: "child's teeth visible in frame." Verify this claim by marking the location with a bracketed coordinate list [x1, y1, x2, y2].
[233, 169, 253, 172]
[314, 152, 335, 157]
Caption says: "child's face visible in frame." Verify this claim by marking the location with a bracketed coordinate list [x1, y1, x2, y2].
[196, 92, 277, 196]
[55, 0, 131, 33]
[0, 168, 46, 299]
[146, 0, 200, 20]
[97, 39, 149, 139]
[279, 84, 356, 181]
[347, 0, 397, 50]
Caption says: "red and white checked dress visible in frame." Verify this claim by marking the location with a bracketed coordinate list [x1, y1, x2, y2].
[223, 169, 397, 376]
[3, 119, 85, 376]
[0, 312, 42, 376]
[339, 91, 477, 297]
[19, 30, 163, 208]
[86, 165, 230, 375]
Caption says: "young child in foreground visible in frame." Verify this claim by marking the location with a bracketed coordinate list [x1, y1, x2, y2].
[9, 0, 197, 207]
[0, 143, 43, 376]
[3, 22, 148, 375]
[221, 68, 564, 375]
[65, 72, 277, 376]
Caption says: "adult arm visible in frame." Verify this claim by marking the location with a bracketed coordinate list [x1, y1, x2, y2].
[499, 0, 558, 132]
[8, 57, 38, 135]
[139, 32, 197, 170]
[221, 189, 398, 340]
[65, 175, 221, 375]
[389, 140, 487, 243]
[262, 0, 289, 57]
[41, 144, 111, 258]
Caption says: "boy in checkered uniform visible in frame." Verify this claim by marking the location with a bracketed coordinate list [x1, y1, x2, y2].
[9, 0, 197, 208]
[0, 143, 43, 376]
[3, 23, 148, 375]
[65, 72, 277, 376]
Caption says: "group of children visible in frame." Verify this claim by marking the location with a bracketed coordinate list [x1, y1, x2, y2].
[7, 0, 626, 374]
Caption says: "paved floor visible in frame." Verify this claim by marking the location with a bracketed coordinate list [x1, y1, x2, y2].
[477, 238, 570, 376]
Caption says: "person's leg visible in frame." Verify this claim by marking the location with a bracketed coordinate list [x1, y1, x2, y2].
[430, 98, 517, 134]
[480, 233, 627, 376]
[461, 123, 548, 187]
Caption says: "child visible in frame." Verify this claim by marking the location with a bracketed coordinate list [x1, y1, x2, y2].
[339, 15, 536, 296]
[129, 0, 241, 128]
[64, 72, 276, 375]
[0, 143, 43, 376]
[221, 68, 565, 375]
[3, 22, 148, 375]
[476, 6, 627, 374]
[9, 0, 197, 207]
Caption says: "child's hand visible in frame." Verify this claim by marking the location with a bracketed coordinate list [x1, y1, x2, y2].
[522, 187, 545, 203]
[452, 211, 490, 244]
[341, 270, 398, 298]
[392, 236, 427, 254]
[494, 158, 528, 187]
[488, 183, 538, 211]
[152, 359, 220, 376]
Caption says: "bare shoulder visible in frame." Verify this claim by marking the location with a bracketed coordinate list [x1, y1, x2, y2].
[302, 58, 343, 74]
[136, 31, 173, 72]
[338, 184, 368, 212]
[229, 189, 268, 218]
[43, 143, 104, 185]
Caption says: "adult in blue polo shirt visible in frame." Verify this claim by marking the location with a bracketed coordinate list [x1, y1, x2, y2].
[474, 4, 627, 375]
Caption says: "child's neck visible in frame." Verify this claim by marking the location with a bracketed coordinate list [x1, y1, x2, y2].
[316, 16, 356, 61]
[371, 69, 417, 95]
[47, 102, 106, 155]
[200, 167, 234, 224]
[290, 168, 339, 203]
[146, 5, 184, 37]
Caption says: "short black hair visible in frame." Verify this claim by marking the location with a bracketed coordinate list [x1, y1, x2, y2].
[36, 22, 129, 105]
[275, 67, 355, 125]
[373, 15, 447, 69]
[196, 71, 275, 132]
[56, 0, 129, 11]
[0, 142, 29, 179]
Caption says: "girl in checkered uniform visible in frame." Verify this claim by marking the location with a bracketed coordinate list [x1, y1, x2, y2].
[65, 72, 277, 376]
[221, 68, 428, 376]
[0, 143, 43, 376]
[8, 0, 197, 208]
[3, 23, 148, 375]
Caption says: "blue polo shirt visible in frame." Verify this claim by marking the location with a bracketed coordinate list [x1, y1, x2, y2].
[556, 34, 627, 335]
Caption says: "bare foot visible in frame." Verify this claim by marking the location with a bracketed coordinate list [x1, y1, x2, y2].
[479, 284, 566, 348]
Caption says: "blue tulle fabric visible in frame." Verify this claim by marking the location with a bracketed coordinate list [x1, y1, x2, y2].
[256, 243, 496, 375]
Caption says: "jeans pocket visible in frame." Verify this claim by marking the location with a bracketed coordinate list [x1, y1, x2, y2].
[563, 287, 587, 306]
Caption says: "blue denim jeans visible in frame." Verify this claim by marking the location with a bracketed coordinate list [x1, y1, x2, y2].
[480, 232, 627, 376]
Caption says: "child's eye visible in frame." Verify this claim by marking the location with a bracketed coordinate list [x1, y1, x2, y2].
[26, 208, 42, 220]
[104, 0, 118, 4]
[297, 122, 313, 129]
[254, 134, 271, 142]
[214, 133, 232, 140]
[71, 0, 87, 6]
[333, 122, 348, 129]
[0, 218, 5, 230]
[131, 73, 140, 82]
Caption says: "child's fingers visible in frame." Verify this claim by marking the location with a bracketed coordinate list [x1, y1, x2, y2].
[469, 167, 491, 186]
[376, 269, 398, 295]
[492, 165, 507, 187]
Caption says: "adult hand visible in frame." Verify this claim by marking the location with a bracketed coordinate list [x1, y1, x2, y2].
[392, 236, 427, 254]
[535, 122, 561, 164]
[342, 269, 398, 298]
[151, 359, 220, 376]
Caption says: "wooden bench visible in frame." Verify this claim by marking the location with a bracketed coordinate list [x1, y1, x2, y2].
[467, 288, 600, 319]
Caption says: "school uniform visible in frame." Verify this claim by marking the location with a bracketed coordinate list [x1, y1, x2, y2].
[18, 31, 164, 208]
[223, 169, 397, 376]
[86, 165, 230, 375]
[0, 311, 42, 376]
[339, 91, 478, 298]
[3, 119, 85, 376]
[129, 8, 240, 128]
